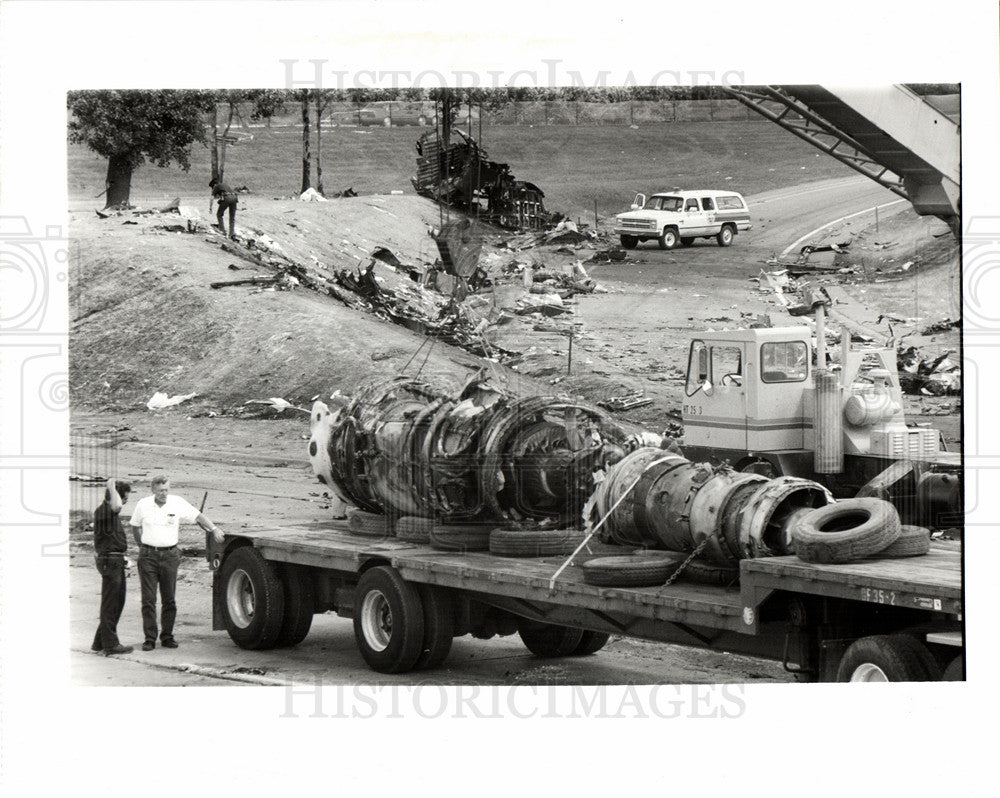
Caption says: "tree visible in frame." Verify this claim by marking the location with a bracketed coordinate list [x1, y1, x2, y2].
[312, 90, 336, 196]
[297, 90, 311, 194]
[67, 90, 207, 208]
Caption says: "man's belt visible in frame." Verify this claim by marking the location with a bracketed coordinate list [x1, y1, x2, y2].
[141, 543, 177, 551]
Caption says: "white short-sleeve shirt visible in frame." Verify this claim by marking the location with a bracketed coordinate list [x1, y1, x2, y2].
[129, 494, 200, 547]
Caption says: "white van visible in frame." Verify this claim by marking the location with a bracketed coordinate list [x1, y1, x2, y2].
[614, 189, 752, 250]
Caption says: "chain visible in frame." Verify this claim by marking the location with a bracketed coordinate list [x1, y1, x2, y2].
[661, 534, 717, 587]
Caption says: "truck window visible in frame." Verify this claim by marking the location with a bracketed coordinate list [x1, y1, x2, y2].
[685, 340, 710, 396]
[761, 341, 809, 382]
[701, 197, 715, 210]
[717, 196, 745, 210]
[685, 198, 700, 211]
[712, 346, 742, 386]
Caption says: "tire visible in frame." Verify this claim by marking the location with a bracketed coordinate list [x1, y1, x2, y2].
[716, 225, 734, 247]
[396, 516, 433, 543]
[582, 554, 685, 587]
[572, 630, 611, 656]
[347, 507, 392, 537]
[353, 566, 425, 673]
[414, 584, 454, 670]
[658, 227, 678, 250]
[275, 564, 314, 647]
[519, 623, 585, 657]
[220, 547, 286, 650]
[836, 634, 942, 682]
[429, 524, 491, 552]
[619, 234, 638, 249]
[382, 117, 392, 127]
[417, 115, 427, 126]
[674, 559, 740, 586]
[680, 237, 695, 247]
[791, 498, 901, 564]
[875, 525, 931, 558]
[942, 655, 964, 681]
[489, 528, 586, 557]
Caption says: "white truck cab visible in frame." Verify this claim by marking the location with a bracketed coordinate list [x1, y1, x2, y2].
[615, 189, 752, 250]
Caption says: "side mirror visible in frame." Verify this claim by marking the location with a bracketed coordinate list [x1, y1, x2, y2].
[630, 203, 640, 210]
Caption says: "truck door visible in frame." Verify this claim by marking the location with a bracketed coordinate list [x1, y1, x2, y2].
[683, 340, 748, 450]
[683, 197, 710, 236]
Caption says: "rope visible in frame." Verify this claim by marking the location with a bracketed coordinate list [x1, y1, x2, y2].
[547, 454, 677, 591]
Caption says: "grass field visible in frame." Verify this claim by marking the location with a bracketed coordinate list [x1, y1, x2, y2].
[67, 121, 856, 219]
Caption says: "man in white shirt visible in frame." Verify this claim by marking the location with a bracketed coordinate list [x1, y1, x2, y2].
[129, 475, 224, 651]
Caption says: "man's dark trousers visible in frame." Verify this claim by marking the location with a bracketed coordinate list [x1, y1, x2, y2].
[217, 198, 237, 238]
[92, 553, 127, 651]
[138, 546, 181, 645]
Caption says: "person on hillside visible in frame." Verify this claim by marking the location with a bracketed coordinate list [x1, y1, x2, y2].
[209, 177, 239, 239]
[91, 478, 134, 656]
[129, 475, 223, 651]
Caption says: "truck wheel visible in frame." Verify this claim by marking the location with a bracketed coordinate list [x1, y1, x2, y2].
[658, 227, 678, 250]
[275, 565, 314, 647]
[942, 655, 964, 680]
[347, 507, 392, 537]
[572, 630, 611, 655]
[716, 225, 735, 247]
[353, 566, 425, 673]
[519, 622, 584, 657]
[836, 634, 942, 682]
[414, 584, 454, 670]
[417, 115, 427, 126]
[791, 498, 901, 564]
[680, 237, 695, 247]
[382, 117, 392, 127]
[582, 554, 685, 587]
[619, 234, 639, 249]
[489, 528, 585, 557]
[220, 547, 286, 650]
[429, 524, 491, 552]
[396, 516, 433, 543]
[875, 525, 931, 558]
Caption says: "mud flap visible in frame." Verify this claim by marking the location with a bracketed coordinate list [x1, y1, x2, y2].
[212, 570, 226, 631]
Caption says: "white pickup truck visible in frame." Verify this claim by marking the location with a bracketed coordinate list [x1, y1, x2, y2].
[615, 189, 752, 250]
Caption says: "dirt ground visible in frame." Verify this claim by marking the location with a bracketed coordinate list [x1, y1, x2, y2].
[68, 175, 961, 684]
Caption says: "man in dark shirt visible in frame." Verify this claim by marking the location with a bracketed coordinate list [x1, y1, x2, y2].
[91, 478, 134, 656]
[209, 177, 239, 239]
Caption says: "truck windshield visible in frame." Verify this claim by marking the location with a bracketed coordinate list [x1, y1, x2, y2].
[647, 196, 682, 211]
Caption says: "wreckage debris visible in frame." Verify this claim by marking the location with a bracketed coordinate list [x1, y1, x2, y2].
[413, 129, 551, 230]
[897, 347, 960, 395]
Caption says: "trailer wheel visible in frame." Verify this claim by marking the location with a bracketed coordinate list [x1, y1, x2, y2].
[791, 498, 900, 564]
[414, 584, 454, 670]
[716, 225, 735, 247]
[572, 630, 611, 656]
[836, 634, 941, 682]
[220, 547, 286, 650]
[874, 525, 931, 559]
[353, 566, 425, 673]
[582, 554, 685, 587]
[619, 234, 638, 249]
[942, 655, 964, 681]
[275, 565, 314, 647]
[658, 227, 678, 250]
[429, 524, 491, 552]
[347, 507, 392, 537]
[396, 516, 433, 543]
[489, 528, 586, 557]
[519, 622, 585, 657]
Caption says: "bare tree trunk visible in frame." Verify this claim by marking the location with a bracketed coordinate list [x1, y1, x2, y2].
[219, 104, 234, 182]
[104, 154, 133, 208]
[210, 104, 220, 182]
[315, 100, 324, 196]
[301, 96, 311, 194]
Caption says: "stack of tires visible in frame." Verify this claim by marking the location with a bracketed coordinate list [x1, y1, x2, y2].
[789, 498, 931, 564]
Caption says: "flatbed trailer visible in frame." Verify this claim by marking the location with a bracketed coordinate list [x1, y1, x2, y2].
[210, 523, 963, 682]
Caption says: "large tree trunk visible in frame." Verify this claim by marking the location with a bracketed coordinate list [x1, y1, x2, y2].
[104, 154, 133, 208]
[301, 97, 311, 194]
[315, 102, 324, 196]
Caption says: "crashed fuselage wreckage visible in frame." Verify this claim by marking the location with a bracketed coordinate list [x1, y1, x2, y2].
[308, 376, 833, 566]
